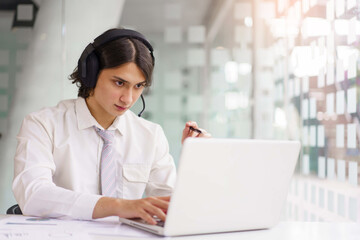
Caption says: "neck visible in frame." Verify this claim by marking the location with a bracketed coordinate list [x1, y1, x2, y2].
[85, 97, 115, 129]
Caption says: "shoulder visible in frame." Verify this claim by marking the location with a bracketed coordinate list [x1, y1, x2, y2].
[25, 99, 76, 126]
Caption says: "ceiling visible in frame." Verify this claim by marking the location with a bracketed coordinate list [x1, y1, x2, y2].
[119, 0, 217, 34]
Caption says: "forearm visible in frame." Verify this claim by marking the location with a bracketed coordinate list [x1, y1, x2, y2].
[92, 197, 121, 219]
[14, 178, 101, 220]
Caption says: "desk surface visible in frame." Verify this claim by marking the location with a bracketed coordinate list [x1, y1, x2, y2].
[0, 215, 358, 240]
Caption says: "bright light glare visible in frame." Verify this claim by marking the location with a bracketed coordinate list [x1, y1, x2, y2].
[225, 92, 249, 110]
[274, 107, 287, 128]
[301, 17, 330, 37]
[244, 17, 253, 27]
[225, 61, 239, 83]
[334, 19, 348, 35]
[238, 63, 252, 75]
[291, 46, 327, 77]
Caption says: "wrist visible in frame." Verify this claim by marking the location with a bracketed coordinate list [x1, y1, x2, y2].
[92, 196, 120, 219]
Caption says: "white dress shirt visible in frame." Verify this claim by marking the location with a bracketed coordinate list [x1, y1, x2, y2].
[12, 98, 176, 220]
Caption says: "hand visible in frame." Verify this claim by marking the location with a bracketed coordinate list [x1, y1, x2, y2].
[93, 196, 170, 225]
[181, 121, 211, 144]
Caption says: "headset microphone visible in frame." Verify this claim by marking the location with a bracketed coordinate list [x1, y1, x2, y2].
[138, 95, 146, 117]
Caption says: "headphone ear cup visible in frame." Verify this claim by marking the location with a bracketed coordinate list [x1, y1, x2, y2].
[84, 52, 100, 88]
[78, 52, 99, 88]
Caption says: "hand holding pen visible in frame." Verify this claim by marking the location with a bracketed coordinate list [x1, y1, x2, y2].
[181, 121, 211, 144]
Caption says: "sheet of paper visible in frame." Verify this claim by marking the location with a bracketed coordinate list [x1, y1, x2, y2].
[317, 125, 325, 147]
[336, 124, 344, 148]
[327, 158, 335, 180]
[0, 215, 160, 239]
[318, 156, 326, 178]
[326, 93, 335, 115]
[337, 159, 346, 182]
[336, 90, 345, 114]
[347, 123, 356, 149]
[347, 87, 357, 113]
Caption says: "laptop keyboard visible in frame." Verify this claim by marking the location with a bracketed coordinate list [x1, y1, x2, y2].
[131, 217, 165, 227]
[155, 218, 165, 227]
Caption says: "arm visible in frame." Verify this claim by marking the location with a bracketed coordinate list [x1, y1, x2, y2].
[12, 115, 101, 220]
[13, 115, 171, 223]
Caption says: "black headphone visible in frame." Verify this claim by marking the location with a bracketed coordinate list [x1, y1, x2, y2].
[77, 29, 155, 117]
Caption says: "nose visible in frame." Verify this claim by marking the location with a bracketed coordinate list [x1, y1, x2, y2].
[120, 88, 132, 105]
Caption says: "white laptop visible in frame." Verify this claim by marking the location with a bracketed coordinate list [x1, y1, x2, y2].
[119, 138, 301, 236]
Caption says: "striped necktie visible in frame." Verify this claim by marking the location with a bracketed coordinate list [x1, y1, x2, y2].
[94, 126, 117, 198]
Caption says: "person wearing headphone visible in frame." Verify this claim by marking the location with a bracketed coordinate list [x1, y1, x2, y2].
[12, 28, 210, 225]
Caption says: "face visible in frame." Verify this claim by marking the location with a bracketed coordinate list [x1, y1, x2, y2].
[86, 62, 146, 126]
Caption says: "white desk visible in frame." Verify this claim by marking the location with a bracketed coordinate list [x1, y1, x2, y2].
[0, 215, 359, 240]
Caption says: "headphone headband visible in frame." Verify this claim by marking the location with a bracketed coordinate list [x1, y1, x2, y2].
[93, 29, 153, 52]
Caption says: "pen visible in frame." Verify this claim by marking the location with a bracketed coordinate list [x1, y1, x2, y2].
[189, 126, 202, 134]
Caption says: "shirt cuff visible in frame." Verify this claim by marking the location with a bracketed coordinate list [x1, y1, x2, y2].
[72, 193, 103, 220]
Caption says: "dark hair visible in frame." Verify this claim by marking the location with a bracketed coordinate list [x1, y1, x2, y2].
[69, 31, 154, 98]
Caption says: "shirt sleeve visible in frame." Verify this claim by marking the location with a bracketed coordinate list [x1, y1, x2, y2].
[145, 125, 177, 197]
[12, 115, 102, 220]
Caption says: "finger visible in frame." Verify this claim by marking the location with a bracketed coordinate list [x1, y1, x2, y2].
[155, 196, 171, 202]
[144, 203, 167, 222]
[196, 128, 211, 138]
[147, 197, 170, 211]
[186, 121, 199, 129]
[139, 209, 157, 225]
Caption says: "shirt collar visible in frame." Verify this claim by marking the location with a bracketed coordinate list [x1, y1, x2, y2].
[75, 97, 124, 135]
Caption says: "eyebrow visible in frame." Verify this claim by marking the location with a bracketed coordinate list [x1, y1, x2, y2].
[112, 76, 146, 85]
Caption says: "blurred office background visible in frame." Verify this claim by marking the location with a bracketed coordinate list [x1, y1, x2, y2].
[0, 0, 359, 222]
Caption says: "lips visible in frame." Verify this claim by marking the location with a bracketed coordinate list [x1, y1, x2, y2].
[115, 104, 128, 111]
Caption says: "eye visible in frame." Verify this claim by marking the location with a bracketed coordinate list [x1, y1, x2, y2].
[135, 83, 145, 89]
[115, 81, 124, 87]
